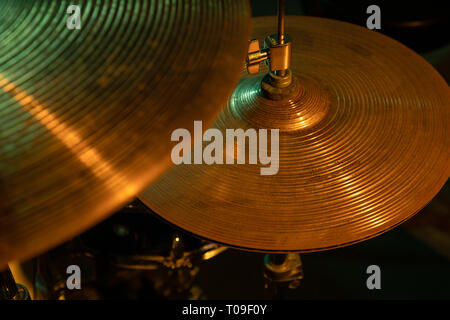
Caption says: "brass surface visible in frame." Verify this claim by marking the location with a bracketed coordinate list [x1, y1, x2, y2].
[0, 0, 251, 265]
[139, 16, 450, 252]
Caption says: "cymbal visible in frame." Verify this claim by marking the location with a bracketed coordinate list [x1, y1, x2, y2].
[0, 0, 250, 266]
[139, 16, 450, 252]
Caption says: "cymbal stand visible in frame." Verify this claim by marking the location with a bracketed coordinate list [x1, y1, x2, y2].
[0, 266, 30, 300]
[263, 253, 303, 295]
[246, 0, 298, 100]
[246, 0, 304, 296]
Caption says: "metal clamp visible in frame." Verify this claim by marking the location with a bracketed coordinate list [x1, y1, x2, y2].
[246, 34, 292, 75]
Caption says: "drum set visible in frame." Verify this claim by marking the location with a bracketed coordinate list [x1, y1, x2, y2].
[0, 0, 448, 299]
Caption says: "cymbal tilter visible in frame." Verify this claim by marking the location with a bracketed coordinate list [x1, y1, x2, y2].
[246, 0, 296, 100]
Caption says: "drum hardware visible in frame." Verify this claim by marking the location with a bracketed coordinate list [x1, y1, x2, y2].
[0, 266, 30, 300]
[109, 236, 227, 271]
[25, 200, 227, 299]
[255, 5, 304, 292]
[263, 254, 304, 292]
[247, 0, 296, 100]
[30, 243, 206, 300]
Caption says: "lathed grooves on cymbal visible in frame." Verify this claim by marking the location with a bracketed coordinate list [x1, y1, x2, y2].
[0, 0, 251, 266]
[139, 16, 450, 252]
[229, 73, 330, 130]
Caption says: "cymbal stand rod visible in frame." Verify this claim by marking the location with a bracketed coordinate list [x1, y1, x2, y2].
[246, 0, 294, 99]
[277, 0, 286, 77]
[263, 253, 303, 295]
[278, 0, 285, 45]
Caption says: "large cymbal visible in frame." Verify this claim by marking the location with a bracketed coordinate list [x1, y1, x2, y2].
[139, 16, 450, 252]
[0, 0, 250, 266]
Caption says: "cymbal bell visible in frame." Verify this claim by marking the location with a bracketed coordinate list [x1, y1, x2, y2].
[139, 16, 450, 252]
[0, 0, 251, 266]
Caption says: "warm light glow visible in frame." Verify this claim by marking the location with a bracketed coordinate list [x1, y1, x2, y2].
[0, 73, 137, 200]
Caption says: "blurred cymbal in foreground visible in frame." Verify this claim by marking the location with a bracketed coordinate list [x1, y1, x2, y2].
[140, 16, 450, 252]
[0, 0, 251, 266]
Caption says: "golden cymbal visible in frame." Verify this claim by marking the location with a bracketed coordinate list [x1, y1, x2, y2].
[139, 16, 450, 252]
[0, 0, 250, 266]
